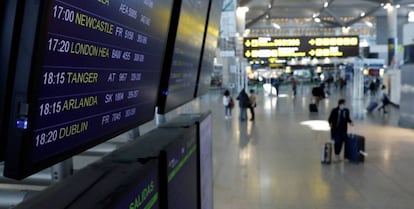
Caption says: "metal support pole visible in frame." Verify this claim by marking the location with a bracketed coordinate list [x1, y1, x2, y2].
[128, 128, 140, 141]
[51, 158, 73, 183]
[155, 106, 166, 126]
[387, 4, 398, 68]
[352, 58, 365, 120]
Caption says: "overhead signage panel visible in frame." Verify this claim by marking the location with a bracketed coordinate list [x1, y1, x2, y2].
[243, 36, 359, 59]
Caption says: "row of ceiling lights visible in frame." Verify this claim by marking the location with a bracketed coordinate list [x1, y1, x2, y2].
[312, 2, 401, 24]
[240, 1, 414, 35]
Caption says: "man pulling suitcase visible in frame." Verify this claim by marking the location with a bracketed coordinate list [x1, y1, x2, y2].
[328, 99, 354, 162]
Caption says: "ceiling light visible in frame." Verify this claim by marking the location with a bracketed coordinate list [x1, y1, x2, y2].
[380, 3, 385, 7]
[409, 11, 414, 22]
[312, 13, 320, 18]
[268, 4, 272, 9]
[396, 4, 400, 9]
[237, 6, 249, 13]
[324, 2, 329, 8]
[272, 23, 281, 29]
[342, 27, 350, 34]
[314, 17, 321, 23]
[360, 12, 366, 17]
[365, 21, 373, 27]
[243, 29, 251, 37]
[384, 3, 391, 9]
[360, 39, 369, 47]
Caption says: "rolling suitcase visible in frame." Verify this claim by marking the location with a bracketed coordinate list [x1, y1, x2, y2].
[321, 142, 332, 164]
[344, 134, 366, 163]
[309, 103, 318, 112]
[366, 102, 378, 113]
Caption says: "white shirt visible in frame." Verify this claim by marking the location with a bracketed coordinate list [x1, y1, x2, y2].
[223, 95, 230, 106]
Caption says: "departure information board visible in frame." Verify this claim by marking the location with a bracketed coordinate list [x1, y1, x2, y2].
[195, 0, 222, 97]
[161, 0, 210, 113]
[5, 0, 173, 178]
[243, 36, 359, 59]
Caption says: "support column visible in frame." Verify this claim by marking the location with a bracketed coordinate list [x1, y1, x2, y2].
[387, 4, 398, 68]
[51, 159, 73, 183]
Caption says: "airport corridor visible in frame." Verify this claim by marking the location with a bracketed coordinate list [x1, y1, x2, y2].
[193, 84, 414, 209]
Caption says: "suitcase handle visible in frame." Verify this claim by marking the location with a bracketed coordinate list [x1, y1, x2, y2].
[359, 150, 368, 156]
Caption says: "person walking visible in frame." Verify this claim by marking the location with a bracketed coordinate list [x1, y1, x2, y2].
[311, 83, 325, 106]
[222, 90, 233, 119]
[271, 78, 280, 96]
[377, 85, 390, 114]
[236, 88, 250, 121]
[328, 99, 354, 162]
[248, 89, 257, 121]
[291, 77, 297, 96]
[369, 80, 376, 97]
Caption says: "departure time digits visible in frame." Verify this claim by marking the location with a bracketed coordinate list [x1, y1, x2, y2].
[39, 101, 62, 116]
[53, 5, 75, 23]
[42, 72, 98, 85]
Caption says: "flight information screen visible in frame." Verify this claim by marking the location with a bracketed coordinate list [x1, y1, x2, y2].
[5, 0, 173, 178]
[162, 0, 210, 112]
[196, 0, 222, 97]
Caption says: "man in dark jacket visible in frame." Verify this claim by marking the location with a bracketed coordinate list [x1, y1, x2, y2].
[236, 88, 250, 121]
[328, 99, 353, 162]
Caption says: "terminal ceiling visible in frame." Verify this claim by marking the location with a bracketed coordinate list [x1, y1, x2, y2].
[238, 0, 414, 29]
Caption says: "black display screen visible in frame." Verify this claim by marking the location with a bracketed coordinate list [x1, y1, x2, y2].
[165, 128, 198, 209]
[65, 161, 160, 209]
[198, 114, 213, 209]
[5, 0, 173, 178]
[112, 164, 159, 209]
[195, 0, 222, 97]
[160, 0, 210, 113]
[0, 0, 18, 161]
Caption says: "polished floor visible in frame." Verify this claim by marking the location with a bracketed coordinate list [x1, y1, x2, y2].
[192, 84, 414, 209]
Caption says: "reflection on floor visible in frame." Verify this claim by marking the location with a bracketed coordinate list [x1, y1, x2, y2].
[196, 85, 414, 209]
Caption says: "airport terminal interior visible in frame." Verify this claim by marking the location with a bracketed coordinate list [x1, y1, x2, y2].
[2, 0, 414, 208]
[205, 86, 414, 209]
[83, 85, 414, 209]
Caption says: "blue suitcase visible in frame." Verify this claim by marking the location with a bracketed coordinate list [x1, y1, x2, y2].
[366, 102, 378, 113]
[344, 134, 365, 163]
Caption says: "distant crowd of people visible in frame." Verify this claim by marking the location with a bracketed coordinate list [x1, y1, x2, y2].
[222, 88, 256, 121]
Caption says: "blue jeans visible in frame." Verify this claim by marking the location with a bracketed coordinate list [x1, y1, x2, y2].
[225, 105, 232, 116]
[240, 108, 247, 121]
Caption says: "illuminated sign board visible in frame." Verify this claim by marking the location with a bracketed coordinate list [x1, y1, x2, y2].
[5, 0, 173, 179]
[243, 36, 359, 59]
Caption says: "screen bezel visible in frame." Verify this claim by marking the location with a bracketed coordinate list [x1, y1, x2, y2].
[0, 0, 27, 161]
